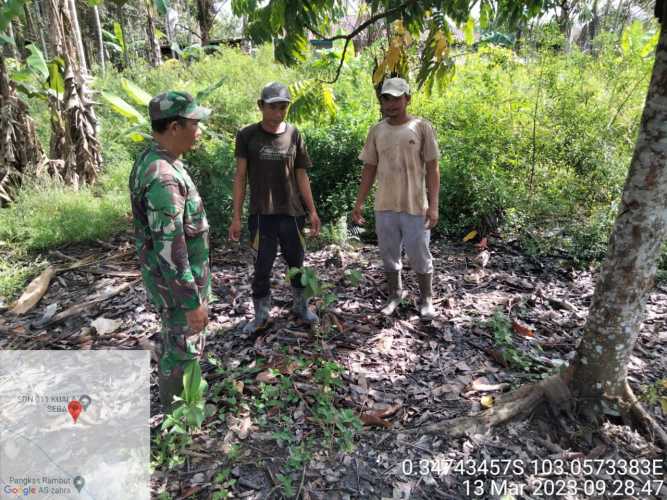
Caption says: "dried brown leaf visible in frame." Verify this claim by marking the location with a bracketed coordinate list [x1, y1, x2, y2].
[512, 320, 534, 337]
[360, 413, 391, 428]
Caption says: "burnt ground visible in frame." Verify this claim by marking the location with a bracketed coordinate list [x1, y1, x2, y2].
[1, 232, 666, 500]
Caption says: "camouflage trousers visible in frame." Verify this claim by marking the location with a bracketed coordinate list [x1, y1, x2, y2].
[157, 307, 206, 411]
[158, 306, 207, 376]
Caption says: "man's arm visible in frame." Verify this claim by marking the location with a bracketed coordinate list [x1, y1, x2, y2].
[228, 157, 247, 241]
[425, 159, 440, 229]
[146, 177, 207, 333]
[295, 168, 321, 237]
[351, 163, 378, 225]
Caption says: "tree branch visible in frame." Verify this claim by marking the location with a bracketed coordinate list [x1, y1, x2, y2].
[319, 36, 350, 84]
[309, 0, 417, 84]
[305, 0, 416, 42]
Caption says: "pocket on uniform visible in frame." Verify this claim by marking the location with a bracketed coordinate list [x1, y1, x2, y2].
[184, 211, 209, 237]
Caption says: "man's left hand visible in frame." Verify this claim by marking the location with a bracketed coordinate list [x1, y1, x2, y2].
[308, 211, 321, 237]
[425, 208, 439, 229]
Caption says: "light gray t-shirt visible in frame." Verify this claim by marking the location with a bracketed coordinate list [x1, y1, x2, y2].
[359, 117, 440, 216]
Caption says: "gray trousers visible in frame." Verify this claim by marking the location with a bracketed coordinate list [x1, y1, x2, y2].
[375, 211, 433, 274]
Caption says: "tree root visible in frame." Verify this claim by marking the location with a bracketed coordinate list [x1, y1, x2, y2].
[406, 373, 667, 453]
[622, 382, 667, 451]
[407, 373, 571, 436]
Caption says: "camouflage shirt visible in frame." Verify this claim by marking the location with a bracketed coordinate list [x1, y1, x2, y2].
[129, 141, 211, 311]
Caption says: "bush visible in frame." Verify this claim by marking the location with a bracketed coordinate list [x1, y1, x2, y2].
[184, 134, 236, 239]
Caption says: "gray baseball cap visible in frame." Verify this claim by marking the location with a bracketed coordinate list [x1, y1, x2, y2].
[260, 82, 291, 103]
[381, 77, 410, 97]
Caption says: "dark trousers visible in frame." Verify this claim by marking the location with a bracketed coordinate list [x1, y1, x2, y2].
[249, 214, 306, 299]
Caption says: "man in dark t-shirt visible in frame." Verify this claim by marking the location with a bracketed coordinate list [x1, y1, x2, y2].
[229, 82, 321, 333]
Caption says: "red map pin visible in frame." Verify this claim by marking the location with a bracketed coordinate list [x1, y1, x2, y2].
[68, 400, 83, 423]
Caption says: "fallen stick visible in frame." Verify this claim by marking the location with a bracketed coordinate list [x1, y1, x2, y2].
[41, 279, 140, 327]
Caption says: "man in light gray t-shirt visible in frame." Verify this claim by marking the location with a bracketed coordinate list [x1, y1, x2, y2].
[352, 77, 440, 320]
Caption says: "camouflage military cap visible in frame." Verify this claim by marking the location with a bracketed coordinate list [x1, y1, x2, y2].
[149, 91, 211, 121]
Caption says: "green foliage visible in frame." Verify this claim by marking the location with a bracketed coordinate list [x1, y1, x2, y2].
[286, 266, 336, 312]
[302, 119, 370, 224]
[155, 361, 213, 470]
[0, 177, 128, 251]
[2, 17, 658, 270]
[485, 311, 533, 372]
[0, 251, 45, 303]
[0, 0, 28, 32]
[184, 136, 235, 237]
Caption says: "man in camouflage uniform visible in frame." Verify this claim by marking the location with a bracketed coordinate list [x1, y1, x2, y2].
[129, 91, 211, 411]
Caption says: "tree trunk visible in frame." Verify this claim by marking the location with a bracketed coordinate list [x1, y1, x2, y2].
[571, 20, 667, 409]
[93, 5, 105, 73]
[164, 7, 177, 60]
[33, 0, 50, 59]
[196, 0, 213, 47]
[10, 19, 26, 60]
[4, 23, 17, 59]
[145, 0, 162, 67]
[67, 0, 88, 75]
[116, 2, 130, 68]
[0, 54, 49, 205]
[46, 0, 102, 186]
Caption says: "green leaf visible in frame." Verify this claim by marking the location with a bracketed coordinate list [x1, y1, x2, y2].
[480, 2, 492, 30]
[639, 30, 659, 58]
[10, 68, 32, 81]
[104, 42, 123, 54]
[0, 33, 15, 45]
[183, 360, 202, 405]
[464, 17, 475, 46]
[195, 75, 227, 104]
[87, 0, 103, 5]
[120, 78, 151, 106]
[0, 0, 27, 32]
[154, 0, 168, 17]
[269, 0, 285, 32]
[26, 44, 48, 80]
[123, 125, 151, 142]
[113, 21, 125, 53]
[47, 60, 65, 94]
[100, 91, 146, 122]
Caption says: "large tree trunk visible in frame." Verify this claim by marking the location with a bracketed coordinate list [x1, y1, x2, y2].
[145, 0, 162, 67]
[0, 54, 49, 205]
[571, 19, 667, 409]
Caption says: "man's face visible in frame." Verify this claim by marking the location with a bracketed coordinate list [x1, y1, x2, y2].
[171, 118, 201, 153]
[380, 94, 410, 118]
[259, 101, 289, 126]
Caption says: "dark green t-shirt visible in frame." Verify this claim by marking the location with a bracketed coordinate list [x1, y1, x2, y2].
[235, 122, 311, 216]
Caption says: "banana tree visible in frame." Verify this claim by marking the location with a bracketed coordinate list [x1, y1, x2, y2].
[45, 0, 102, 186]
[0, 0, 51, 205]
[0, 50, 49, 206]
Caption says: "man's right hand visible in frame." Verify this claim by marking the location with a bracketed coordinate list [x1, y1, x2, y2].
[351, 206, 365, 225]
[228, 217, 241, 241]
[185, 303, 208, 334]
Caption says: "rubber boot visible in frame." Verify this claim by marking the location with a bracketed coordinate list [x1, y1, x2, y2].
[292, 287, 319, 323]
[158, 366, 184, 413]
[381, 271, 407, 316]
[417, 272, 436, 320]
[243, 295, 271, 333]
